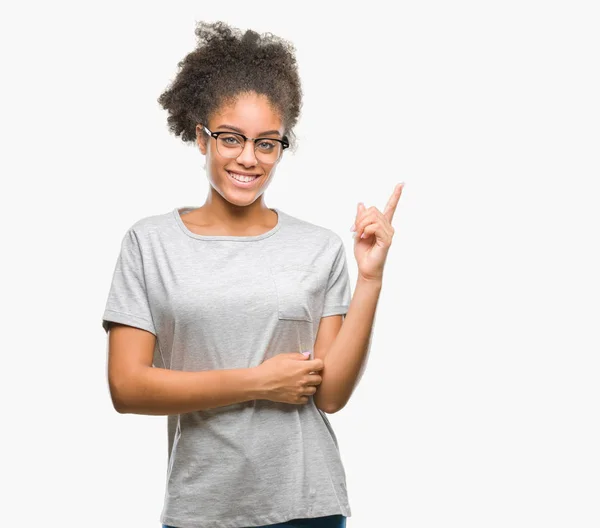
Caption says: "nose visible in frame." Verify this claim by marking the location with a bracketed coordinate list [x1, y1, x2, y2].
[235, 140, 259, 168]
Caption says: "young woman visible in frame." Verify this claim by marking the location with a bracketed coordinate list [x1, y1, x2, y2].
[102, 21, 403, 528]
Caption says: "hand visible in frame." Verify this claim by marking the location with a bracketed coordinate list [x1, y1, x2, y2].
[256, 353, 324, 405]
[351, 182, 404, 282]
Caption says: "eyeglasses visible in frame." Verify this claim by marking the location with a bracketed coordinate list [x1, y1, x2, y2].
[201, 125, 289, 164]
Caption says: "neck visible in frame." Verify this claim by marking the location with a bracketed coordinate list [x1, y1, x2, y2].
[198, 190, 275, 232]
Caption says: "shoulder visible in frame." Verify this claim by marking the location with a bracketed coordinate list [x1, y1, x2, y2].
[277, 209, 344, 251]
[129, 209, 171, 233]
[120, 208, 175, 247]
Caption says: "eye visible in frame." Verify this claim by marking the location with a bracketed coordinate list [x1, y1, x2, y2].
[219, 133, 243, 146]
[257, 139, 277, 151]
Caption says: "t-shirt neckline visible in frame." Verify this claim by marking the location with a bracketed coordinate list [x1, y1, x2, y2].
[173, 206, 283, 242]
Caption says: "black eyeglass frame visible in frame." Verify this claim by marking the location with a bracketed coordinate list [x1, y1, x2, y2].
[201, 125, 289, 162]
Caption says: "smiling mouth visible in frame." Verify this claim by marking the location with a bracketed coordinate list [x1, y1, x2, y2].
[227, 170, 261, 183]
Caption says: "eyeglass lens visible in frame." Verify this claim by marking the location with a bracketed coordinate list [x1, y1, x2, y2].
[216, 133, 282, 163]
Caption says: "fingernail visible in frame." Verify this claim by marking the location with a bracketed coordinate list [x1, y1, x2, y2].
[360, 233, 366, 239]
[350, 223, 356, 232]
[302, 351, 311, 357]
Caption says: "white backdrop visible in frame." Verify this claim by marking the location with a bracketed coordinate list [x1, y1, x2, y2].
[1, 1, 599, 526]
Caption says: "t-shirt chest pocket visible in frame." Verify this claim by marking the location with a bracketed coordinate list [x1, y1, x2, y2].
[270, 265, 322, 322]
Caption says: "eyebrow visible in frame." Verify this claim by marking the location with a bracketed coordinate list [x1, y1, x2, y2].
[215, 124, 282, 137]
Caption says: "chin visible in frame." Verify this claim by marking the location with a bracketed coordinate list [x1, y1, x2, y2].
[216, 186, 262, 207]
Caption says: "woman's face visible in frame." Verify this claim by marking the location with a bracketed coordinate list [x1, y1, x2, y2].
[196, 92, 286, 208]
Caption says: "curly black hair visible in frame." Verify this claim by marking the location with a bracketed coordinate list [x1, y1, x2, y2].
[157, 21, 303, 152]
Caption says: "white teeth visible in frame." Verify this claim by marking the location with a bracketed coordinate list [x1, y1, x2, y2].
[229, 171, 258, 183]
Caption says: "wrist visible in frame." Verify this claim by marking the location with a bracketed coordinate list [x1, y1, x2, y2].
[357, 273, 383, 289]
[248, 366, 269, 401]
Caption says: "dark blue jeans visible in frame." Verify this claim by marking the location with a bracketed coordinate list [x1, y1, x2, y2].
[163, 514, 346, 528]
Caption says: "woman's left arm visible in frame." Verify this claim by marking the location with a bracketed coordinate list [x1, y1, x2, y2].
[313, 183, 404, 414]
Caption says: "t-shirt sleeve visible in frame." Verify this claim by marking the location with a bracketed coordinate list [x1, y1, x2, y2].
[101, 228, 156, 336]
[321, 234, 352, 317]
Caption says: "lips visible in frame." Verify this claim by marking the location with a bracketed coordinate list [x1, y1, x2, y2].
[227, 170, 260, 177]
[226, 170, 262, 187]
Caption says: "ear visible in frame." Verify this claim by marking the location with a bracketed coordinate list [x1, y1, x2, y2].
[196, 124, 208, 155]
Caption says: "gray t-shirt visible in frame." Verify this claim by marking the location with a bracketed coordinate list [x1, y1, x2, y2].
[102, 206, 353, 528]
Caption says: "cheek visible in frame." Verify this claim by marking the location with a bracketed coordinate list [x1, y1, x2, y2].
[205, 142, 221, 162]
[206, 150, 225, 172]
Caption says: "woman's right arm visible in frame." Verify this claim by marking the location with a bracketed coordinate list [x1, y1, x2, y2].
[106, 323, 322, 415]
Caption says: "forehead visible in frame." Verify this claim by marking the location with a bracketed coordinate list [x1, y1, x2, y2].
[210, 92, 283, 134]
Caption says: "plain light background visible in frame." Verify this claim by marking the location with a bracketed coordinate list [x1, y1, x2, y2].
[1, 1, 599, 526]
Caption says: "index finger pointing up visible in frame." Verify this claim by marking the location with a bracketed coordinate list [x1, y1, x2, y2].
[383, 182, 404, 222]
